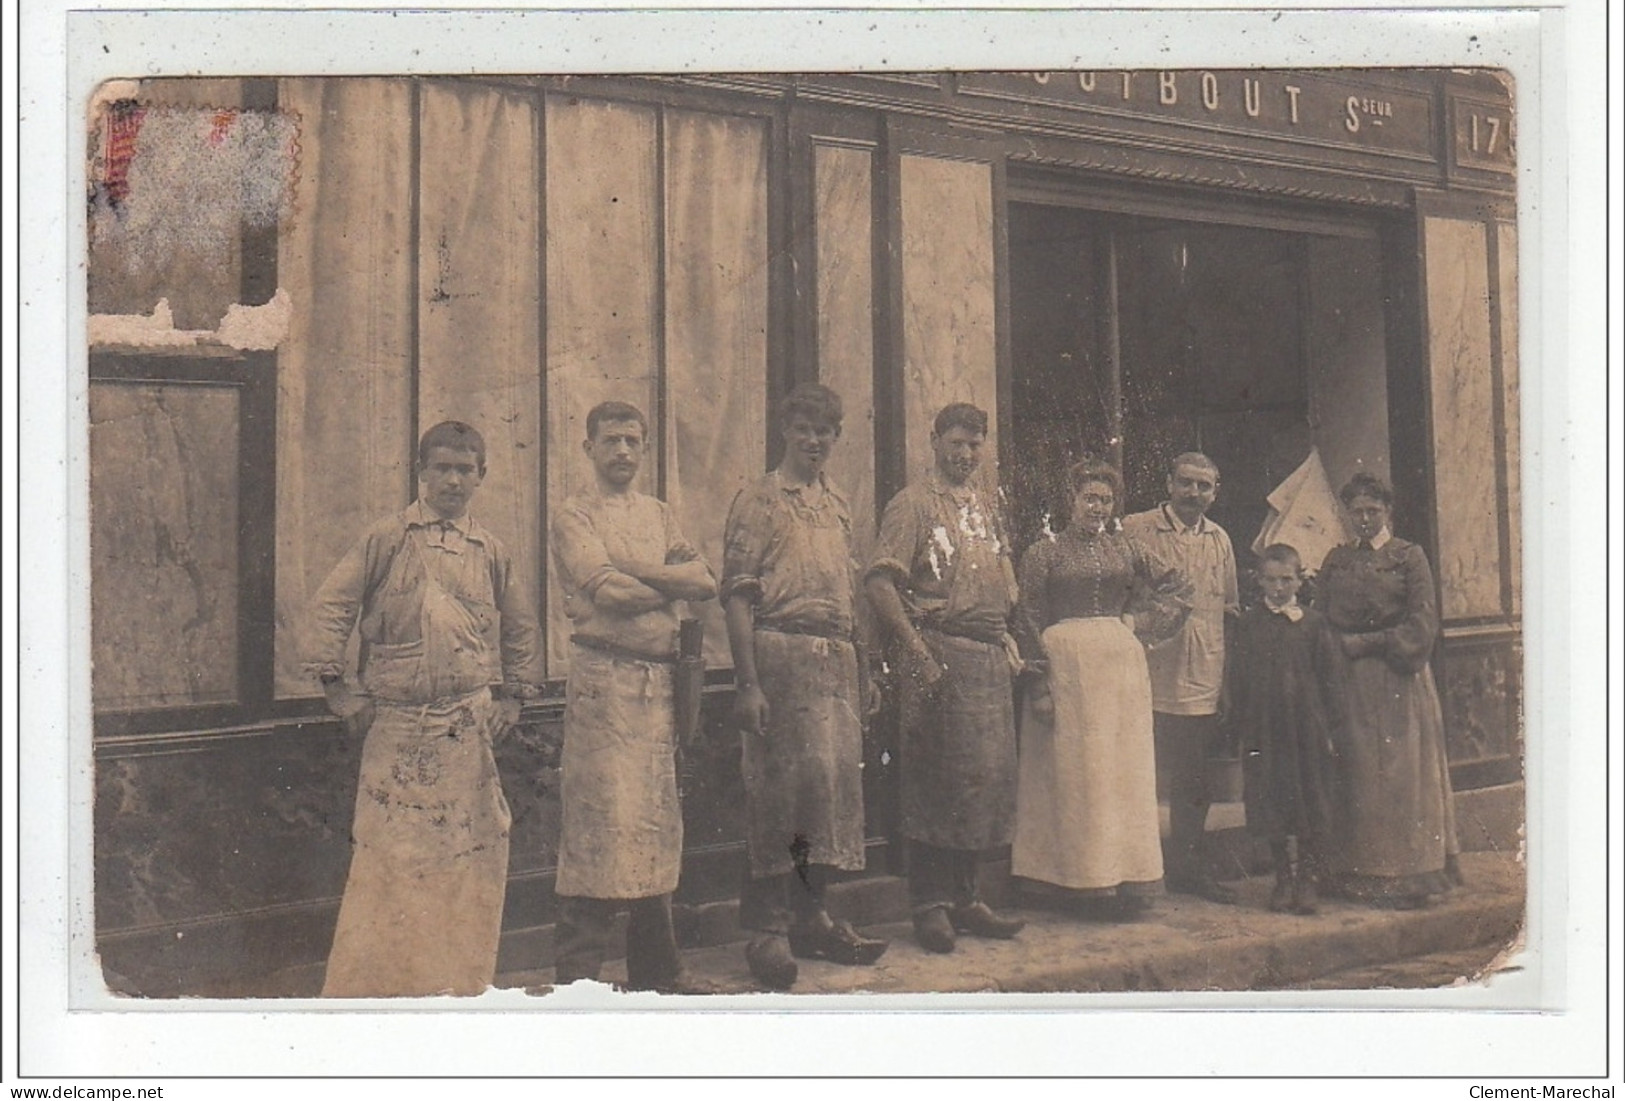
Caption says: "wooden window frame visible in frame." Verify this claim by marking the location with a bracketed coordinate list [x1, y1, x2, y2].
[89, 348, 278, 739]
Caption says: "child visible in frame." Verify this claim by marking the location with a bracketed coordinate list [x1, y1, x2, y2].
[1227, 543, 1339, 915]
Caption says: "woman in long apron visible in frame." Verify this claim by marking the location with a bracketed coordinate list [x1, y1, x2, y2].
[1012, 458, 1190, 916]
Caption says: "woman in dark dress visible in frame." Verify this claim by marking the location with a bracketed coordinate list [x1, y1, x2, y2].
[1316, 473, 1461, 909]
[1011, 459, 1190, 915]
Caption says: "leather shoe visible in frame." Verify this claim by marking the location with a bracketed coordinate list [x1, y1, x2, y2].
[788, 913, 889, 966]
[949, 900, 1025, 939]
[745, 934, 798, 990]
[1167, 872, 1240, 905]
[912, 906, 957, 954]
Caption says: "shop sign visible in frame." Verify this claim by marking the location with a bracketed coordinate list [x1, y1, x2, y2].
[1451, 94, 1516, 174]
[958, 71, 1438, 163]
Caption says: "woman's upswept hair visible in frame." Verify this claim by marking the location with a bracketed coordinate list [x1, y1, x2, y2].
[1339, 471, 1395, 507]
[1067, 456, 1124, 505]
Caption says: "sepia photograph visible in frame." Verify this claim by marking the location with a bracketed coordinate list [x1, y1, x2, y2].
[13, 0, 1614, 1086]
[83, 64, 1526, 1001]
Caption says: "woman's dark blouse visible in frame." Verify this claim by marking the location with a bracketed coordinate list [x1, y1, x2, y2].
[1315, 537, 1439, 675]
[1015, 526, 1191, 658]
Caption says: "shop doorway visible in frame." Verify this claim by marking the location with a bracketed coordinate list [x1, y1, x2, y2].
[1005, 201, 1376, 574]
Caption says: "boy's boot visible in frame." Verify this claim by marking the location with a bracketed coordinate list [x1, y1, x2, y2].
[1268, 840, 1294, 913]
[1286, 836, 1318, 915]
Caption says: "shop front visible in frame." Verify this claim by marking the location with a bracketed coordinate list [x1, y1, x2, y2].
[87, 68, 1521, 993]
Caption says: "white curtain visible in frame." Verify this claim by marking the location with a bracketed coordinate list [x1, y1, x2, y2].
[543, 96, 662, 675]
[663, 109, 770, 668]
[273, 78, 416, 697]
[417, 80, 544, 648]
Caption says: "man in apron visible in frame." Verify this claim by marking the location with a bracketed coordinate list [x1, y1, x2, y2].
[1122, 451, 1242, 904]
[722, 384, 888, 990]
[305, 420, 542, 997]
[550, 401, 718, 993]
[865, 402, 1026, 954]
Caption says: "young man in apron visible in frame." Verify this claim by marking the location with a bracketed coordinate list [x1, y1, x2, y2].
[550, 401, 719, 993]
[305, 420, 542, 997]
[866, 402, 1027, 954]
[1122, 452, 1242, 905]
[722, 384, 888, 990]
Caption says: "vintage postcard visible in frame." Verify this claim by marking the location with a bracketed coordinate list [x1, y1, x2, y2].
[15, 0, 1609, 1084]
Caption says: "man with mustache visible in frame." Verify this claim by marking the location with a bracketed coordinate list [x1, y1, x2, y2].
[305, 420, 541, 997]
[722, 384, 888, 989]
[1122, 451, 1242, 904]
[865, 402, 1026, 954]
[550, 400, 719, 992]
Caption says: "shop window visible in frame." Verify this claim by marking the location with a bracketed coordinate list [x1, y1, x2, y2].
[89, 352, 276, 735]
[1007, 204, 1325, 566]
[1116, 223, 1308, 551]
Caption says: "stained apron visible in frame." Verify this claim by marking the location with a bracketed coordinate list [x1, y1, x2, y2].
[322, 532, 511, 998]
[897, 628, 1018, 851]
[554, 644, 684, 899]
[743, 630, 867, 877]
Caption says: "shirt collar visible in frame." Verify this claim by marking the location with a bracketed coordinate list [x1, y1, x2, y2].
[1265, 597, 1305, 622]
[406, 499, 481, 541]
[1356, 527, 1393, 550]
[1158, 502, 1210, 535]
[775, 468, 829, 496]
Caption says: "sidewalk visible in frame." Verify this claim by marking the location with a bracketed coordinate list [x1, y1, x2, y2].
[498, 849, 1524, 997]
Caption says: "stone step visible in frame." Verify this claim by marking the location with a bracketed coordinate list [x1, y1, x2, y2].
[498, 849, 1523, 997]
[183, 783, 1523, 998]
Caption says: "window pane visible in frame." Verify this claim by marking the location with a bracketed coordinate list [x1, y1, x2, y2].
[91, 382, 240, 710]
[1424, 216, 1502, 620]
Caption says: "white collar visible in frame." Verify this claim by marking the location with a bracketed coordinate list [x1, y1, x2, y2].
[1265, 598, 1304, 622]
[1359, 527, 1393, 550]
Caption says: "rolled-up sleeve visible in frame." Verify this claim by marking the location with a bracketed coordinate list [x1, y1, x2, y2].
[866, 489, 921, 584]
[720, 487, 772, 604]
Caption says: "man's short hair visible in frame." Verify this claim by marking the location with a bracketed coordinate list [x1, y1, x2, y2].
[1169, 451, 1220, 480]
[418, 420, 486, 473]
[585, 400, 648, 441]
[1259, 543, 1303, 572]
[778, 383, 843, 429]
[932, 402, 989, 438]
